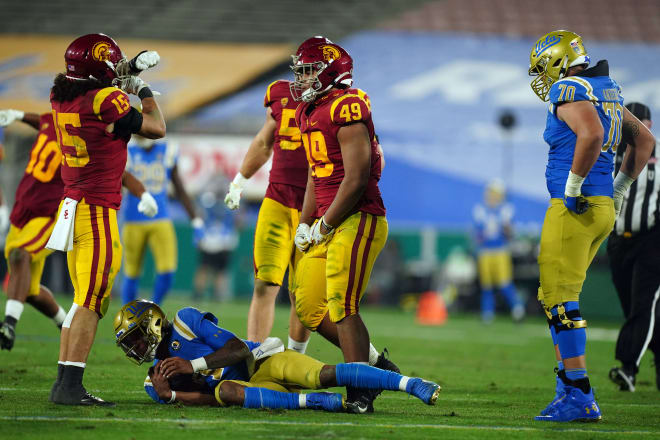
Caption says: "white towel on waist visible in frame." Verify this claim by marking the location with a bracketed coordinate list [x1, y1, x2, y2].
[46, 198, 78, 251]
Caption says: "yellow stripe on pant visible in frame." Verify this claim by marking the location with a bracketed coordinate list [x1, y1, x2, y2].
[66, 199, 122, 317]
[537, 196, 614, 308]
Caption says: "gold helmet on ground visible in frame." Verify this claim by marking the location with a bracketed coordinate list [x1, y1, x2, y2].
[528, 30, 590, 102]
[114, 300, 168, 365]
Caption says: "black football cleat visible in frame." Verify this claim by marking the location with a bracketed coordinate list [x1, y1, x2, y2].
[609, 366, 636, 392]
[0, 322, 16, 351]
[345, 387, 374, 414]
[374, 348, 401, 374]
[52, 384, 115, 406]
[81, 391, 116, 407]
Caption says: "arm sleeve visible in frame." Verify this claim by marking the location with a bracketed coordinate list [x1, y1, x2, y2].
[114, 107, 143, 139]
[330, 94, 372, 126]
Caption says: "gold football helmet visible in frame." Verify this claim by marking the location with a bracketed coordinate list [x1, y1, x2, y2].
[114, 300, 168, 365]
[529, 30, 590, 101]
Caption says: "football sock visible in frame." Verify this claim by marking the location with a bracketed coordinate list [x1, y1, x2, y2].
[243, 387, 300, 410]
[5, 299, 24, 325]
[555, 302, 586, 359]
[499, 282, 519, 308]
[121, 277, 139, 305]
[368, 344, 379, 366]
[558, 360, 564, 371]
[335, 363, 404, 390]
[287, 336, 309, 354]
[53, 307, 66, 327]
[481, 288, 495, 319]
[152, 272, 174, 305]
[60, 363, 85, 390]
[565, 368, 587, 381]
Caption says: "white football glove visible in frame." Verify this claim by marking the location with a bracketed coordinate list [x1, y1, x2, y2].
[0, 109, 24, 127]
[138, 192, 158, 218]
[116, 50, 160, 76]
[119, 76, 149, 96]
[310, 216, 335, 245]
[0, 205, 9, 235]
[294, 223, 312, 252]
[613, 171, 635, 217]
[224, 173, 247, 210]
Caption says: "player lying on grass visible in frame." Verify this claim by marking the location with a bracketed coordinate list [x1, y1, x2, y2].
[114, 300, 440, 412]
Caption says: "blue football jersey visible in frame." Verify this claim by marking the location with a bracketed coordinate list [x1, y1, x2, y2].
[543, 60, 624, 198]
[473, 203, 513, 250]
[124, 140, 177, 222]
[144, 307, 260, 403]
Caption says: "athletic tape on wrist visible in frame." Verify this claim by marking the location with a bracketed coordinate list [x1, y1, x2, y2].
[190, 357, 208, 372]
[168, 390, 176, 403]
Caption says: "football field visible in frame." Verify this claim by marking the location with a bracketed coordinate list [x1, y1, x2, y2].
[0, 296, 658, 439]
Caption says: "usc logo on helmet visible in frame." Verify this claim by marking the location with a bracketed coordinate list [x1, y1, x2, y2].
[321, 45, 340, 62]
[92, 41, 111, 62]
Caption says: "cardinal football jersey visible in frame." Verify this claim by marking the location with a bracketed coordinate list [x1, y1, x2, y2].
[295, 88, 385, 217]
[10, 113, 64, 228]
[51, 86, 131, 209]
[544, 60, 624, 199]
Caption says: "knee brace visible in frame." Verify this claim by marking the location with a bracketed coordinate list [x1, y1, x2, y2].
[544, 303, 587, 334]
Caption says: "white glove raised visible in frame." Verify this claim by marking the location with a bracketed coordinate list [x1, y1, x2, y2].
[310, 216, 335, 245]
[224, 173, 247, 210]
[0, 109, 24, 127]
[116, 50, 160, 76]
[294, 223, 312, 252]
[138, 192, 158, 218]
[119, 76, 149, 96]
[0, 205, 9, 235]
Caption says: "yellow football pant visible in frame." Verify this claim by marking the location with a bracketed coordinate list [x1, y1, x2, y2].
[215, 350, 324, 405]
[65, 200, 122, 317]
[4, 216, 56, 296]
[122, 220, 177, 277]
[537, 196, 614, 308]
[477, 250, 513, 289]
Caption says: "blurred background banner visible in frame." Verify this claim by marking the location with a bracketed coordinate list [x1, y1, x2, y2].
[0, 35, 291, 119]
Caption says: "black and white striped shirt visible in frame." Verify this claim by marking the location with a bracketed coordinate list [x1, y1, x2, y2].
[614, 138, 660, 237]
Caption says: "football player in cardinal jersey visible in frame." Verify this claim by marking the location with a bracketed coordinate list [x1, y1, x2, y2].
[0, 110, 68, 351]
[47, 33, 165, 406]
[289, 37, 392, 413]
[224, 79, 311, 351]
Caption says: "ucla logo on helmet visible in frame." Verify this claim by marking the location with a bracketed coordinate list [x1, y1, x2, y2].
[171, 340, 181, 350]
[321, 45, 340, 62]
[534, 35, 560, 57]
[92, 41, 111, 61]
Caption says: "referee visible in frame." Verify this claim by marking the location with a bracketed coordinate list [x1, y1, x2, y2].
[608, 102, 660, 392]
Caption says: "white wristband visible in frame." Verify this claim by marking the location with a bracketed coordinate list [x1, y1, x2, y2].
[191, 217, 204, 228]
[613, 171, 635, 193]
[565, 171, 585, 197]
[232, 172, 248, 187]
[168, 390, 176, 403]
[190, 357, 208, 372]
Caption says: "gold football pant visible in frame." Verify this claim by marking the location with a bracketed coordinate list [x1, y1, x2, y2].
[122, 220, 177, 277]
[537, 196, 614, 308]
[215, 350, 324, 405]
[65, 199, 122, 317]
[477, 249, 513, 289]
[293, 212, 388, 330]
[4, 216, 56, 296]
[253, 196, 302, 286]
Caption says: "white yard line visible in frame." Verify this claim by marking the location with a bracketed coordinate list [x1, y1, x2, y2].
[0, 415, 655, 435]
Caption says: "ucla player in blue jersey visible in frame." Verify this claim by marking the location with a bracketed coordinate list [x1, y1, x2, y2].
[113, 300, 440, 412]
[121, 136, 204, 305]
[529, 30, 655, 422]
[472, 180, 525, 323]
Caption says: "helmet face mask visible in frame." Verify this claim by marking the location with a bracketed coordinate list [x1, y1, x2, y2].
[114, 300, 167, 365]
[290, 36, 353, 103]
[528, 30, 589, 102]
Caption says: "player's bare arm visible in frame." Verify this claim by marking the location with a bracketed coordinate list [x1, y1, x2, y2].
[137, 95, 166, 139]
[618, 106, 656, 179]
[20, 112, 40, 130]
[321, 123, 372, 229]
[239, 107, 277, 178]
[149, 365, 220, 406]
[158, 336, 251, 378]
[171, 164, 198, 219]
[121, 171, 146, 198]
[557, 101, 604, 177]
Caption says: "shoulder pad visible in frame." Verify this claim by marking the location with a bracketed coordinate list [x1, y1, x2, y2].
[330, 93, 371, 126]
[264, 80, 292, 107]
[92, 87, 132, 123]
[549, 77, 598, 104]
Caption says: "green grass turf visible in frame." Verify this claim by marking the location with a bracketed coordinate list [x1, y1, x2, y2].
[0, 295, 659, 439]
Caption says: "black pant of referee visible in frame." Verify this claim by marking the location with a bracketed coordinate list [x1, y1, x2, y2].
[607, 228, 660, 391]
